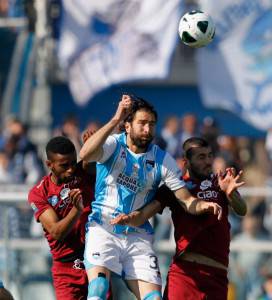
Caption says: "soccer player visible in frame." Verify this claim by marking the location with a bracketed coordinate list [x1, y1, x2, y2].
[111, 137, 247, 300]
[79, 95, 223, 300]
[28, 135, 101, 300]
[0, 280, 14, 300]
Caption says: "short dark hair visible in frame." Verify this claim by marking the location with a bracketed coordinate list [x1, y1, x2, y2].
[183, 137, 210, 159]
[46, 136, 76, 159]
[124, 96, 157, 123]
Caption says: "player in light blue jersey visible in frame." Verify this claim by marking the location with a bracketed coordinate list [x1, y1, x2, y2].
[80, 95, 222, 300]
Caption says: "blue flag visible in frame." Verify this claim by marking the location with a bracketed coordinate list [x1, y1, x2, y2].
[197, 0, 272, 130]
[58, 0, 183, 105]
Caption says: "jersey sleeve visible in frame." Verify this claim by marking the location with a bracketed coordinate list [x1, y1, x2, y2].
[154, 184, 177, 211]
[98, 135, 117, 163]
[28, 184, 51, 222]
[161, 152, 185, 191]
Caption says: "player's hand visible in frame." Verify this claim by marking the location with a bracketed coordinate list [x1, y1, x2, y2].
[110, 213, 131, 225]
[82, 129, 95, 144]
[218, 168, 244, 196]
[199, 202, 223, 220]
[69, 189, 84, 211]
[112, 95, 132, 123]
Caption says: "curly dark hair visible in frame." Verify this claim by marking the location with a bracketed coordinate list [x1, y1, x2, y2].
[119, 95, 158, 132]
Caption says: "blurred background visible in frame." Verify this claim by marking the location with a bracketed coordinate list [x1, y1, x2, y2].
[0, 0, 272, 299]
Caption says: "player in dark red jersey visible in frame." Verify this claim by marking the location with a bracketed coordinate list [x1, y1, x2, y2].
[28, 135, 111, 300]
[111, 137, 247, 300]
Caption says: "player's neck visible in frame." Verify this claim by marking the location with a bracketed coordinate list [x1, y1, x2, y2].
[126, 137, 147, 154]
[128, 144, 147, 154]
[187, 170, 208, 182]
[50, 173, 61, 185]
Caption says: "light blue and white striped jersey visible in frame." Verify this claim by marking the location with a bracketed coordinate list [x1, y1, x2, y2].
[89, 133, 185, 234]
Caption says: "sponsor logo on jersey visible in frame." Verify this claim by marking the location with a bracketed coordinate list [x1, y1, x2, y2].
[48, 195, 59, 206]
[200, 180, 212, 191]
[197, 190, 218, 200]
[117, 172, 139, 193]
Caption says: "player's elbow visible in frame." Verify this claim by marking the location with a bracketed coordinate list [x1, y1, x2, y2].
[49, 227, 65, 241]
[50, 233, 63, 241]
[79, 148, 89, 161]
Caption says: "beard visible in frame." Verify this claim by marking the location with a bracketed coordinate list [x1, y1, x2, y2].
[52, 168, 74, 184]
[129, 131, 153, 150]
[190, 163, 212, 180]
[61, 175, 74, 183]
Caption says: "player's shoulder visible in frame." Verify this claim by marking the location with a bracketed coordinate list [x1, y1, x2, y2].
[210, 173, 220, 187]
[28, 175, 51, 198]
[186, 173, 218, 189]
[150, 143, 168, 159]
[112, 132, 124, 146]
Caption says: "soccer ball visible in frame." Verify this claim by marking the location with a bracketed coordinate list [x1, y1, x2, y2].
[178, 10, 215, 48]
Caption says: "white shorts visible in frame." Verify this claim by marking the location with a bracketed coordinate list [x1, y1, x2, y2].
[84, 222, 162, 285]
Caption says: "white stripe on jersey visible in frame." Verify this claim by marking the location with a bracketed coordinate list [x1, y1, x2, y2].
[89, 133, 185, 234]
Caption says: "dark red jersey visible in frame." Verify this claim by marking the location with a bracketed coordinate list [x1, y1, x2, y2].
[28, 163, 93, 261]
[156, 173, 230, 266]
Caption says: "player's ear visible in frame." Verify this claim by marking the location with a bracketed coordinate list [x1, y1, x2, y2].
[182, 157, 188, 168]
[46, 160, 52, 169]
[124, 121, 130, 133]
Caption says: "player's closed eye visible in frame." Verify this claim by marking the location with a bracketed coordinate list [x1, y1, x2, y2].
[61, 161, 77, 169]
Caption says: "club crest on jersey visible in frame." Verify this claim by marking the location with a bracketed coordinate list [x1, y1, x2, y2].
[146, 160, 155, 167]
[145, 160, 155, 172]
[200, 180, 212, 191]
[48, 195, 59, 206]
[60, 187, 70, 200]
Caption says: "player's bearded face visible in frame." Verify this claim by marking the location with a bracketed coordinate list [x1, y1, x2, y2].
[49, 153, 77, 184]
[129, 126, 154, 148]
[128, 110, 156, 149]
[188, 147, 213, 179]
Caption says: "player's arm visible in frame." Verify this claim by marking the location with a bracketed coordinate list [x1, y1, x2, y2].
[81, 129, 96, 171]
[218, 168, 247, 216]
[79, 95, 132, 162]
[162, 153, 222, 219]
[173, 187, 222, 219]
[110, 200, 162, 227]
[39, 189, 83, 241]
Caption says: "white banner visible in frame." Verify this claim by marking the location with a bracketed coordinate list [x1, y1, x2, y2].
[197, 0, 272, 130]
[58, 0, 183, 106]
